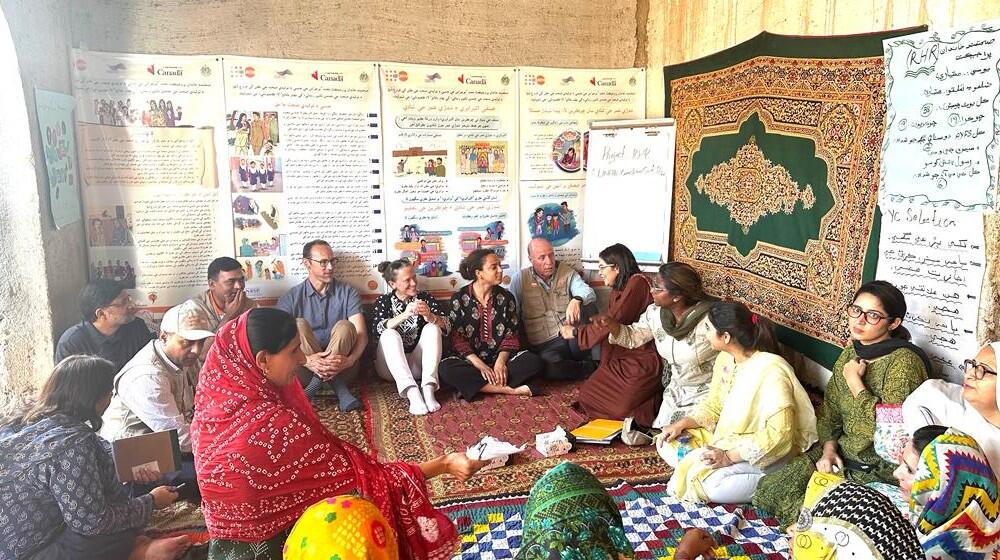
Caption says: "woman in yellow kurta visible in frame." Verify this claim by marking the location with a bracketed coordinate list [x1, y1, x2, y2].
[658, 301, 817, 504]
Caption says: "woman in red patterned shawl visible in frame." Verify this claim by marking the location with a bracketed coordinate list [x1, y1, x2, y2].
[193, 307, 487, 560]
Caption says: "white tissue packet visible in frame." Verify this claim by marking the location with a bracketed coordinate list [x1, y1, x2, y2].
[466, 436, 527, 473]
[535, 426, 572, 457]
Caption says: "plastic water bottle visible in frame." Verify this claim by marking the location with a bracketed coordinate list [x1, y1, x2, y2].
[676, 435, 691, 461]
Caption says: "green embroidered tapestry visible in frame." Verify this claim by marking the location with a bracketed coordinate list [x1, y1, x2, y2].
[665, 29, 924, 368]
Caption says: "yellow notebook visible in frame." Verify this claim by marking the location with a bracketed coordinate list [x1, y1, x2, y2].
[570, 419, 624, 444]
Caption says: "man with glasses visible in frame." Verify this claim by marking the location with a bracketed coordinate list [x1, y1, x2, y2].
[54, 279, 154, 372]
[903, 341, 1000, 472]
[277, 239, 366, 412]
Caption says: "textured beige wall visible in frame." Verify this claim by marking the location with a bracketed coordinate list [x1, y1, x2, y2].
[70, 0, 640, 68]
[3, 0, 89, 339]
[0, 1, 61, 408]
[646, 0, 1000, 117]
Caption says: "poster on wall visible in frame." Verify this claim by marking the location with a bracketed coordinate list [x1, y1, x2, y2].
[520, 180, 583, 262]
[221, 57, 383, 299]
[517, 67, 645, 265]
[71, 50, 226, 310]
[518, 67, 646, 181]
[34, 89, 81, 229]
[881, 21, 1000, 209]
[876, 202, 986, 383]
[380, 63, 519, 292]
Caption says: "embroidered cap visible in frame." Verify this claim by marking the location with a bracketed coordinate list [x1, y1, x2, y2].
[160, 301, 215, 340]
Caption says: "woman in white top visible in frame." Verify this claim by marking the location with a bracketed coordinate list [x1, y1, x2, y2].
[903, 340, 1000, 472]
[596, 262, 718, 428]
[371, 259, 449, 415]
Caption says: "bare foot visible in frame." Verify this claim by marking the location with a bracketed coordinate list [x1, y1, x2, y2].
[141, 535, 191, 560]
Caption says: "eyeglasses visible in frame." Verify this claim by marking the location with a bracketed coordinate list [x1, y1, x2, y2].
[847, 304, 888, 325]
[305, 257, 338, 268]
[106, 295, 133, 308]
[963, 358, 998, 380]
[597, 263, 617, 271]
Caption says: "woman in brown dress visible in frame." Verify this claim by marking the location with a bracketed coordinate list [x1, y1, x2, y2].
[562, 243, 661, 426]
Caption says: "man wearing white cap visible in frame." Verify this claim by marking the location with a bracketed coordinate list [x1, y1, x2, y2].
[100, 301, 214, 453]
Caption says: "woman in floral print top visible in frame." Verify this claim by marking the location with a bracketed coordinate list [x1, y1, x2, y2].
[0, 356, 188, 560]
[439, 249, 542, 401]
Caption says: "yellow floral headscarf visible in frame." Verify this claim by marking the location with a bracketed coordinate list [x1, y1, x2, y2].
[284, 495, 399, 560]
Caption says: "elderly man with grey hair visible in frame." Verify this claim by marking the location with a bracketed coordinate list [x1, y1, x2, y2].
[508, 237, 598, 380]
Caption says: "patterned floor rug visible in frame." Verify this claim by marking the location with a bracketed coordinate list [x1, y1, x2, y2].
[365, 377, 669, 501]
[438, 478, 790, 559]
[148, 379, 675, 549]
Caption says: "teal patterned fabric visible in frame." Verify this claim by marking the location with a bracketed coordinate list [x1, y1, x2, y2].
[516, 462, 634, 560]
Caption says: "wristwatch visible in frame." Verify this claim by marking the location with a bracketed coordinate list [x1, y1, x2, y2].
[571, 295, 583, 302]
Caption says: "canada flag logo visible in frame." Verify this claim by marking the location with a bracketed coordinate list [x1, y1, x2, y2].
[311, 70, 319, 80]
[147, 65, 155, 75]
[458, 74, 465, 84]
[589, 77, 596, 85]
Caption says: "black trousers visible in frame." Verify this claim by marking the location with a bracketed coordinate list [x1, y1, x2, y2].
[439, 351, 543, 400]
[531, 336, 597, 381]
[29, 527, 140, 560]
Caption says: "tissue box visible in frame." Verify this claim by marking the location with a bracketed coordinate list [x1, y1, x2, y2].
[536, 427, 572, 457]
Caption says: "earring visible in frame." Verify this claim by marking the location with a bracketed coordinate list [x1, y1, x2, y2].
[672, 297, 680, 303]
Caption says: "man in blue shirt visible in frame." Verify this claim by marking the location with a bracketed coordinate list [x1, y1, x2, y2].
[508, 238, 598, 380]
[54, 279, 154, 372]
[277, 239, 367, 411]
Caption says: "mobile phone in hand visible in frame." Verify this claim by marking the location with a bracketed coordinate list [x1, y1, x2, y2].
[171, 482, 188, 492]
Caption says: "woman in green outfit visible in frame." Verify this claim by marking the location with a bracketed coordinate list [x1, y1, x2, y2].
[517, 462, 634, 559]
[752, 280, 931, 526]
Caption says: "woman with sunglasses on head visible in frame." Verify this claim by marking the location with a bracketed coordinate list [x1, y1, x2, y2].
[902, 341, 1000, 473]
[568, 244, 661, 426]
[753, 280, 931, 526]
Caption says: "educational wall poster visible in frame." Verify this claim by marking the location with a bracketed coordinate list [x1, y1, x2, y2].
[519, 181, 584, 264]
[222, 57, 382, 298]
[882, 21, 1000, 209]
[517, 67, 645, 266]
[71, 50, 225, 310]
[380, 63, 519, 291]
[877, 201, 986, 383]
[34, 89, 81, 229]
[518, 68, 646, 181]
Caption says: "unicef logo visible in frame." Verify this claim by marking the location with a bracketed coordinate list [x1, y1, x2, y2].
[501, 75, 510, 86]
[201, 65, 212, 77]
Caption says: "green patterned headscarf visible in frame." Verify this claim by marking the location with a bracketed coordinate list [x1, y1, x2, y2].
[516, 462, 635, 560]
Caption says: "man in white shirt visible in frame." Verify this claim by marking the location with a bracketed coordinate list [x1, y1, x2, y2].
[100, 301, 213, 498]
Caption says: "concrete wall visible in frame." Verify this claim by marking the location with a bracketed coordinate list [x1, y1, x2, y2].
[645, 0, 1000, 118]
[3, 0, 89, 338]
[0, 1, 64, 408]
[70, 0, 641, 68]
